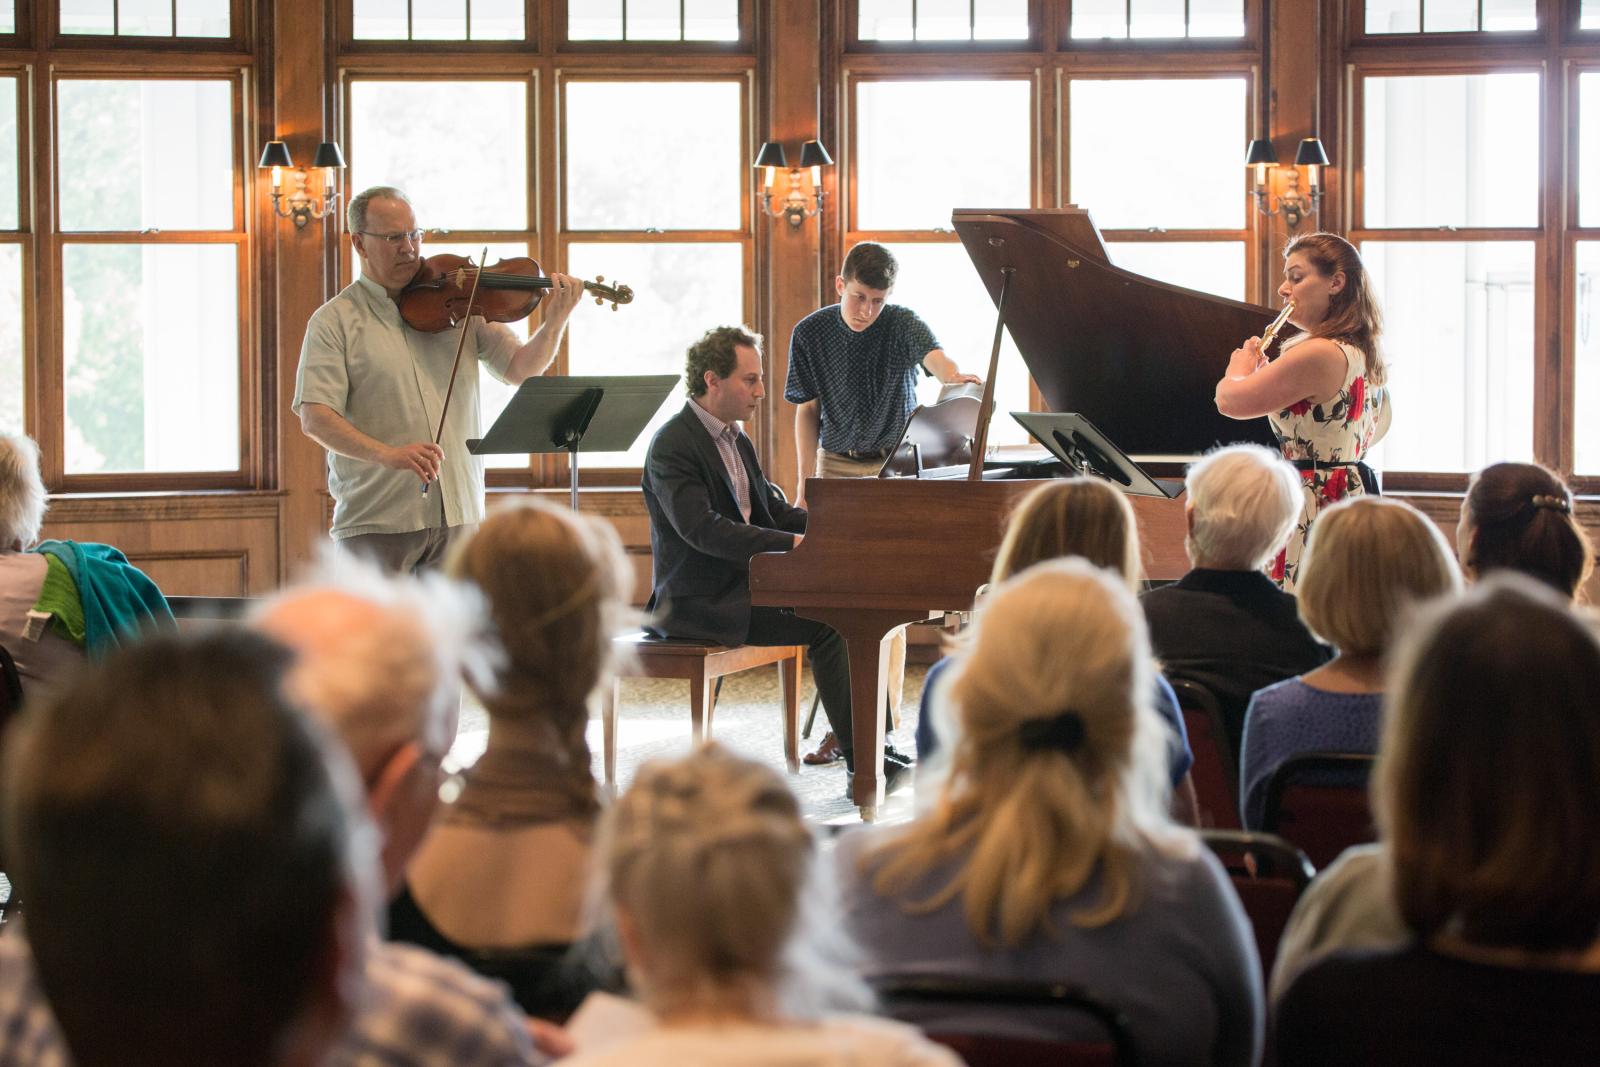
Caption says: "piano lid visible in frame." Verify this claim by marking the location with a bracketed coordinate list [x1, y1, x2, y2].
[953, 208, 1279, 456]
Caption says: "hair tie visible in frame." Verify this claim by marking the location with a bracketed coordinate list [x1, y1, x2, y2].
[1531, 494, 1571, 515]
[1019, 711, 1086, 753]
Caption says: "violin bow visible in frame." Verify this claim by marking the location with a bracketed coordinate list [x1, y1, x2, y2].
[422, 246, 488, 497]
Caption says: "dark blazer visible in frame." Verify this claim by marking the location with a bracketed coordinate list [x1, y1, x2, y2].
[1141, 568, 1332, 754]
[641, 402, 807, 646]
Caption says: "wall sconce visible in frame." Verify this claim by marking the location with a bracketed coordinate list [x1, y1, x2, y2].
[258, 140, 347, 228]
[755, 139, 833, 228]
[1246, 137, 1330, 230]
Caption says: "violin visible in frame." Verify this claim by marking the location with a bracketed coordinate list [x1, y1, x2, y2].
[399, 253, 633, 333]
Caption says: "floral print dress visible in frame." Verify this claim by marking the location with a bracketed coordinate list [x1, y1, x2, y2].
[1268, 333, 1388, 590]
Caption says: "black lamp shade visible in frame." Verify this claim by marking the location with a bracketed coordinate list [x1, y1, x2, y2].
[1244, 138, 1278, 167]
[1295, 137, 1331, 167]
[754, 141, 789, 169]
[258, 140, 294, 169]
[798, 139, 833, 168]
[312, 141, 346, 169]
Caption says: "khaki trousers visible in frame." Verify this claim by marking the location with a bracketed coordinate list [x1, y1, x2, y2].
[338, 522, 475, 576]
[814, 448, 907, 723]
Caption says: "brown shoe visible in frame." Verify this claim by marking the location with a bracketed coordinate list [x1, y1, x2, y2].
[803, 730, 844, 766]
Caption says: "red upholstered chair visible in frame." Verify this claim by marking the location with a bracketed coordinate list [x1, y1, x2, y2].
[1201, 829, 1314, 985]
[871, 975, 1137, 1067]
[1262, 752, 1376, 870]
[1171, 679, 1240, 830]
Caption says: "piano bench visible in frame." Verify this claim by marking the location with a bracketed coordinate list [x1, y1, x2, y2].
[600, 634, 804, 793]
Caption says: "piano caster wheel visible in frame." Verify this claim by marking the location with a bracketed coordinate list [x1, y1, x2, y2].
[858, 803, 879, 823]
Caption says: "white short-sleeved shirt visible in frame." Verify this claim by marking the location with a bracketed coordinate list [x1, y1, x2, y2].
[294, 274, 520, 539]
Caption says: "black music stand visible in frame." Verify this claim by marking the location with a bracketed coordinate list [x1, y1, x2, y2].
[469, 374, 678, 511]
[1011, 411, 1185, 499]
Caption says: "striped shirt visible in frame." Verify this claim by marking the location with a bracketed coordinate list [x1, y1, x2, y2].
[686, 400, 752, 522]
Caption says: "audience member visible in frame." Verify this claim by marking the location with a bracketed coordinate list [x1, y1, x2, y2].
[841, 559, 1262, 1067]
[917, 477, 1198, 822]
[0, 557, 556, 1067]
[253, 557, 564, 1057]
[1142, 444, 1331, 752]
[1274, 576, 1600, 1064]
[396, 498, 632, 1017]
[1457, 461, 1594, 601]
[0, 630, 371, 1067]
[0, 433, 170, 701]
[1238, 496, 1459, 829]
[560, 744, 960, 1067]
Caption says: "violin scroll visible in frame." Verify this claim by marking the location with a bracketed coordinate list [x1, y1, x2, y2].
[589, 275, 633, 311]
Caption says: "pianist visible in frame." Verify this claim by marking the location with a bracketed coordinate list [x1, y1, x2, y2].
[785, 242, 980, 764]
[642, 325, 913, 796]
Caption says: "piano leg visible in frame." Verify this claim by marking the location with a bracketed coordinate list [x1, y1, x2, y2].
[793, 608, 924, 820]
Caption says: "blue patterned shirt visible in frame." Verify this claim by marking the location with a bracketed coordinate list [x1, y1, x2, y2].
[0, 932, 543, 1067]
[784, 304, 939, 454]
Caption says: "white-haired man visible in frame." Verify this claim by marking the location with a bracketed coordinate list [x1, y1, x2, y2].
[1142, 444, 1331, 752]
[0, 554, 567, 1066]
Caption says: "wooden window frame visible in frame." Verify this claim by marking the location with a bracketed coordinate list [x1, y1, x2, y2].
[1341, 37, 1600, 492]
[48, 0, 249, 52]
[1058, 0, 1262, 53]
[557, 0, 754, 53]
[845, 0, 1046, 52]
[338, 0, 541, 54]
[1346, 0, 1548, 46]
[40, 67, 257, 492]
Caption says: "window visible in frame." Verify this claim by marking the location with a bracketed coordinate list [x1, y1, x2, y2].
[1581, 71, 1599, 229]
[1578, 72, 1600, 474]
[563, 78, 746, 468]
[856, 0, 1028, 41]
[1364, 241, 1534, 472]
[55, 78, 244, 476]
[1362, 0, 1535, 34]
[1071, 0, 1245, 39]
[1363, 73, 1539, 229]
[852, 77, 1032, 442]
[59, 0, 230, 37]
[1354, 71, 1539, 475]
[351, 0, 522, 41]
[348, 78, 532, 469]
[1585, 0, 1600, 30]
[0, 74, 18, 435]
[1069, 77, 1249, 302]
[1577, 243, 1600, 473]
[0, 1, 13, 33]
[569, 1, 738, 42]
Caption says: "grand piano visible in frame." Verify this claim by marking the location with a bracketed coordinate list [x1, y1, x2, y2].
[750, 208, 1281, 818]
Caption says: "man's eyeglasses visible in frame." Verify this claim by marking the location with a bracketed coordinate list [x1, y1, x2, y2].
[358, 229, 424, 246]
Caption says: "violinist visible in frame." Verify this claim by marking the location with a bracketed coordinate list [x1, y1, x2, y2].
[293, 185, 585, 574]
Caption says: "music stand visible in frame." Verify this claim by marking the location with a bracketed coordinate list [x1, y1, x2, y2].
[1011, 411, 1184, 499]
[469, 374, 679, 511]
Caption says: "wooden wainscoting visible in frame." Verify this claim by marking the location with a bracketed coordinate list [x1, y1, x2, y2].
[39, 493, 285, 598]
